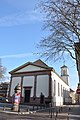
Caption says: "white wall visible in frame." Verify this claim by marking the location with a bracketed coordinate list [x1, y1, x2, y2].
[22, 76, 34, 97]
[10, 77, 21, 96]
[36, 75, 49, 97]
[51, 72, 70, 106]
[15, 65, 46, 73]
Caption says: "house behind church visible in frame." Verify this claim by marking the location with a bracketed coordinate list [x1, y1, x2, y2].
[9, 59, 70, 106]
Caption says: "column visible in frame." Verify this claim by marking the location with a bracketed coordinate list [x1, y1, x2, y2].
[34, 75, 37, 98]
[21, 76, 23, 98]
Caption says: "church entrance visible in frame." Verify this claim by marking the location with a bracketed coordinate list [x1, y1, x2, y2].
[24, 87, 32, 103]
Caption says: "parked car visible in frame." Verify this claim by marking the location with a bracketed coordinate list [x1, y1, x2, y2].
[0, 96, 2, 100]
[2, 97, 8, 102]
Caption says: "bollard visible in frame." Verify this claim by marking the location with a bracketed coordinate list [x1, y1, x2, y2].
[49, 103, 53, 118]
[50, 108, 52, 118]
[67, 112, 69, 120]
[33, 105, 34, 111]
[56, 111, 58, 118]
[49, 108, 50, 116]
[49, 108, 52, 118]
[55, 117, 57, 120]
[28, 106, 30, 112]
[53, 108, 54, 116]
[69, 107, 71, 111]
[37, 105, 38, 110]
[3, 105, 5, 111]
[18, 105, 20, 113]
[61, 107, 62, 112]
[59, 107, 60, 113]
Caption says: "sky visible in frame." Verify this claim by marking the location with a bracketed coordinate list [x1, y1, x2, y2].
[0, 0, 79, 91]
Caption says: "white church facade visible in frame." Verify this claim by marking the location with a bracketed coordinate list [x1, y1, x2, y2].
[9, 59, 70, 106]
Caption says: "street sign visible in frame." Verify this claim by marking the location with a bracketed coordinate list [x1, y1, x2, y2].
[76, 89, 80, 94]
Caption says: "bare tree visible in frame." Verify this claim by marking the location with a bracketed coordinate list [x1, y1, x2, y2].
[37, 0, 80, 61]
[0, 59, 6, 82]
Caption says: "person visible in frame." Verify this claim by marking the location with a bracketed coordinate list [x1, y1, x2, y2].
[40, 92, 45, 104]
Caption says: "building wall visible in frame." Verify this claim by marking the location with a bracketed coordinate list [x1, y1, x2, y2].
[36, 75, 49, 97]
[0, 82, 10, 99]
[22, 76, 34, 97]
[51, 71, 70, 106]
[10, 74, 49, 101]
[10, 71, 70, 106]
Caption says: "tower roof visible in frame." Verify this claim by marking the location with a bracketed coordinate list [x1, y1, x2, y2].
[61, 65, 67, 68]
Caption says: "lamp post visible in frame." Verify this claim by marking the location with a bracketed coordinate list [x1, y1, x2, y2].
[12, 84, 21, 112]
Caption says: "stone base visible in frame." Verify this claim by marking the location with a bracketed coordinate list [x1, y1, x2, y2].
[12, 104, 19, 112]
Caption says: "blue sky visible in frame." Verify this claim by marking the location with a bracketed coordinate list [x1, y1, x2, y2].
[0, 0, 78, 91]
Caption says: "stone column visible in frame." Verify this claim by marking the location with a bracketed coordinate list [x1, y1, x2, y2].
[34, 75, 37, 98]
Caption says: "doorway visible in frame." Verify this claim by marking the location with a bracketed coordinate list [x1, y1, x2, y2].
[24, 89, 31, 103]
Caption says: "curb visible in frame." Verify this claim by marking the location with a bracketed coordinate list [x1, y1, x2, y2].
[0, 109, 30, 115]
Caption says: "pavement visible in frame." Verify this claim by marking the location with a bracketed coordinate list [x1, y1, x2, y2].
[0, 104, 80, 119]
[29, 105, 80, 120]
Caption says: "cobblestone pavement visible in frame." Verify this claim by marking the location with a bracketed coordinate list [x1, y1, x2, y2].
[0, 105, 80, 120]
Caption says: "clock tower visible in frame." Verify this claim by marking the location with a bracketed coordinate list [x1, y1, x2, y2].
[61, 65, 69, 85]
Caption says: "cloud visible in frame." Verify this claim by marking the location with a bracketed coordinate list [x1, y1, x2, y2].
[0, 53, 34, 58]
[0, 10, 44, 27]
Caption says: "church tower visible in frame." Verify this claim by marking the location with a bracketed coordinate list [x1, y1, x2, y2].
[61, 65, 69, 85]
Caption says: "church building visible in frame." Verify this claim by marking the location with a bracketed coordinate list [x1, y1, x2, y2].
[9, 59, 70, 106]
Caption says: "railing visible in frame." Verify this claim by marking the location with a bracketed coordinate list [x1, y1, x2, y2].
[0, 102, 74, 119]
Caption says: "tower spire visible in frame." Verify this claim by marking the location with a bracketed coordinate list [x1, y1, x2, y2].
[63, 57, 65, 65]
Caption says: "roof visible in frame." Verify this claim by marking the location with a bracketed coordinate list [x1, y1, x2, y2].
[61, 65, 67, 68]
[33, 59, 49, 68]
[9, 59, 53, 74]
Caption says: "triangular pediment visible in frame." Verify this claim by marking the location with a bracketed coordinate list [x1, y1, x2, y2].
[9, 59, 52, 74]
[15, 64, 47, 73]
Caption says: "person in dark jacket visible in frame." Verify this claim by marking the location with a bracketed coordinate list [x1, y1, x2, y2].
[40, 92, 45, 104]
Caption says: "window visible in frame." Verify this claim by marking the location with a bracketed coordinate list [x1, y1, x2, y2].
[58, 83, 60, 96]
[63, 70, 66, 75]
[61, 85, 63, 97]
[54, 80, 56, 96]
